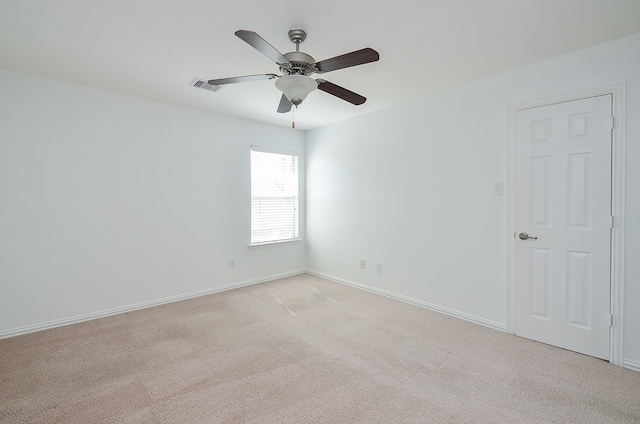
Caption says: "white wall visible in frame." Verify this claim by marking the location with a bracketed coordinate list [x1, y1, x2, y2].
[0, 69, 306, 335]
[306, 33, 640, 367]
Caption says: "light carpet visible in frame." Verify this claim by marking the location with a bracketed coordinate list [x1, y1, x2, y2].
[1, 274, 639, 423]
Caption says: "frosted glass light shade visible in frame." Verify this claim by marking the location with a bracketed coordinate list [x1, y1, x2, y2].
[275, 75, 317, 106]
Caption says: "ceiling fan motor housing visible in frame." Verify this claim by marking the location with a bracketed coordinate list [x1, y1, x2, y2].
[281, 52, 316, 75]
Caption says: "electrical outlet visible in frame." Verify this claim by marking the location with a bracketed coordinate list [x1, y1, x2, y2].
[360, 260, 365, 269]
[376, 262, 382, 273]
[229, 259, 235, 269]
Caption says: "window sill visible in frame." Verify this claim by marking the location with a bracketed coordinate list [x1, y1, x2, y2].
[248, 239, 302, 250]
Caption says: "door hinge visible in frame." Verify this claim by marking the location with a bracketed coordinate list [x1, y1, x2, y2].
[608, 314, 613, 327]
[610, 116, 615, 130]
[609, 216, 614, 229]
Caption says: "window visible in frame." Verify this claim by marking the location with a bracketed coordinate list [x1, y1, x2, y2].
[250, 146, 299, 245]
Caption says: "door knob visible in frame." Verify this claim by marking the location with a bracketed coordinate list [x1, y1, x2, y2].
[519, 232, 538, 240]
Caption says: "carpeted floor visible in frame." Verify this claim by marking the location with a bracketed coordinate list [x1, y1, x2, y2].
[1, 274, 639, 423]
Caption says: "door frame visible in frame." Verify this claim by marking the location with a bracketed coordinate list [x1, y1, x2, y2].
[506, 82, 627, 366]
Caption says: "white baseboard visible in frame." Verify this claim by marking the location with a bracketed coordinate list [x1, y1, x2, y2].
[6, 268, 634, 371]
[306, 270, 507, 332]
[623, 359, 640, 373]
[0, 269, 307, 340]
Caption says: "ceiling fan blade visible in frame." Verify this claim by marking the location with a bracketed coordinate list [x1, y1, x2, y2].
[316, 79, 366, 105]
[277, 93, 292, 113]
[207, 74, 278, 85]
[315, 48, 379, 73]
[235, 30, 290, 65]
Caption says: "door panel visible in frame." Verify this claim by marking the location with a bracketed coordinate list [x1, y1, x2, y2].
[514, 95, 612, 360]
[531, 156, 551, 226]
[529, 247, 550, 319]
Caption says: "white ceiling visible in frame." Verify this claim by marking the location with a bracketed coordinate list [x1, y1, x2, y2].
[2, 1, 640, 130]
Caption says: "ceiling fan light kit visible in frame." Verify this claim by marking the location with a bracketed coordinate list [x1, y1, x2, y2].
[275, 75, 317, 106]
[200, 28, 379, 120]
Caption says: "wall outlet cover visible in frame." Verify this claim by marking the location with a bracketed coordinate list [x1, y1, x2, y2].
[493, 182, 504, 196]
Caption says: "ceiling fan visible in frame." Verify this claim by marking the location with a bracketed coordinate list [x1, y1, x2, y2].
[202, 29, 380, 115]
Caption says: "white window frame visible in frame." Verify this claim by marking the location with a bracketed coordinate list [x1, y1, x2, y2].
[250, 145, 300, 246]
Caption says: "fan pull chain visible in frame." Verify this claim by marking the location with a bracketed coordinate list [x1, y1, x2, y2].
[291, 106, 296, 129]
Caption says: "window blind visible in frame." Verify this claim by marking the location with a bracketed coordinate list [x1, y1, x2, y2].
[250, 146, 299, 245]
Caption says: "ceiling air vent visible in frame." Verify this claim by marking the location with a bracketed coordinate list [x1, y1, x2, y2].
[189, 78, 223, 92]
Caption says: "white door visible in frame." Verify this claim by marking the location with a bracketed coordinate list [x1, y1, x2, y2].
[514, 95, 612, 360]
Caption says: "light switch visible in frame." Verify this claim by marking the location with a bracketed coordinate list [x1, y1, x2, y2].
[493, 182, 504, 196]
